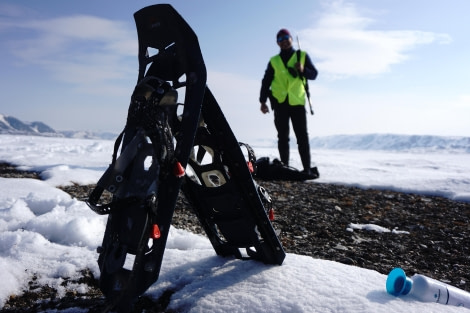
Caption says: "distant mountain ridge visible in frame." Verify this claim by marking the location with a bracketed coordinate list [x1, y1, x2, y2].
[0, 114, 57, 136]
[309, 133, 470, 153]
[253, 134, 470, 153]
[0, 114, 117, 140]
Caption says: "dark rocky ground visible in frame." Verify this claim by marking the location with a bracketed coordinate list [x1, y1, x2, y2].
[1, 162, 470, 312]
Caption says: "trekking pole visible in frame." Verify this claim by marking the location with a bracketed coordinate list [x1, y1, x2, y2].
[296, 36, 314, 115]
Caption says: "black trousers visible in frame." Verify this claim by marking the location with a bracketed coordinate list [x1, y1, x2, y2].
[273, 102, 311, 171]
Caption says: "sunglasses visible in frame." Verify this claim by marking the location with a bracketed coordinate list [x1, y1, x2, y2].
[277, 35, 290, 43]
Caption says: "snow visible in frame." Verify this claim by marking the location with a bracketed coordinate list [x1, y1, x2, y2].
[0, 134, 469, 312]
[347, 223, 405, 234]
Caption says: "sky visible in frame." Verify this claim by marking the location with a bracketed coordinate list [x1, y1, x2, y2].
[1, 1, 470, 143]
[0, 134, 470, 311]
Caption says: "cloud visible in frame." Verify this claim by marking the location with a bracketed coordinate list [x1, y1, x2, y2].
[455, 94, 470, 109]
[1, 12, 137, 96]
[24, 15, 136, 55]
[298, 1, 452, 79]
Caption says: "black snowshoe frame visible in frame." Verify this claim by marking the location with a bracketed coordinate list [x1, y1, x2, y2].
[86, 4, 285, 312]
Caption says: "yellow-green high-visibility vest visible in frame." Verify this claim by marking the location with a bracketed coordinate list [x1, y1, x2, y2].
[270, 51, 306, 106]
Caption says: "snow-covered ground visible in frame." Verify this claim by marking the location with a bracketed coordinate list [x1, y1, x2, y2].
[0, 134, 469, 312]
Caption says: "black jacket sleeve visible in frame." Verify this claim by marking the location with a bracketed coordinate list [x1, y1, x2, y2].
[259, 62, 274, 103]
[303, 53, 318, 80]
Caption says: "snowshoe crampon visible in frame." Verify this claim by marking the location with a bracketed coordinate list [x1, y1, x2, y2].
[86, 4, 285, 312]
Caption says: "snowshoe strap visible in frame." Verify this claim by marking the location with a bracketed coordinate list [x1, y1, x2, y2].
[239, 142, 257, 174]
[86, 128, 157, 214]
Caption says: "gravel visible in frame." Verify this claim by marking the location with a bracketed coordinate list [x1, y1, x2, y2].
[1, 162, 469, 312]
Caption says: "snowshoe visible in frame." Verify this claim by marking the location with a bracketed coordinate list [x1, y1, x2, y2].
[87, 4, 206, 311]
[182, 87, 285, 265]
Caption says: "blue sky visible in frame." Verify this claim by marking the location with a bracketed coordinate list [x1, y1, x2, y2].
[1, 0, 469, 142]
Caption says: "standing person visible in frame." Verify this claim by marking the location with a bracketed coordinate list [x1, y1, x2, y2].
[259, 28, 318, 174]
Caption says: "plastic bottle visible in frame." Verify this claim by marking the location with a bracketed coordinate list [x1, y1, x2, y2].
[386, 267, 470, 308]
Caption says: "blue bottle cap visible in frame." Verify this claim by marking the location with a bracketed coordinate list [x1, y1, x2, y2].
[386, 268, 413, 296]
